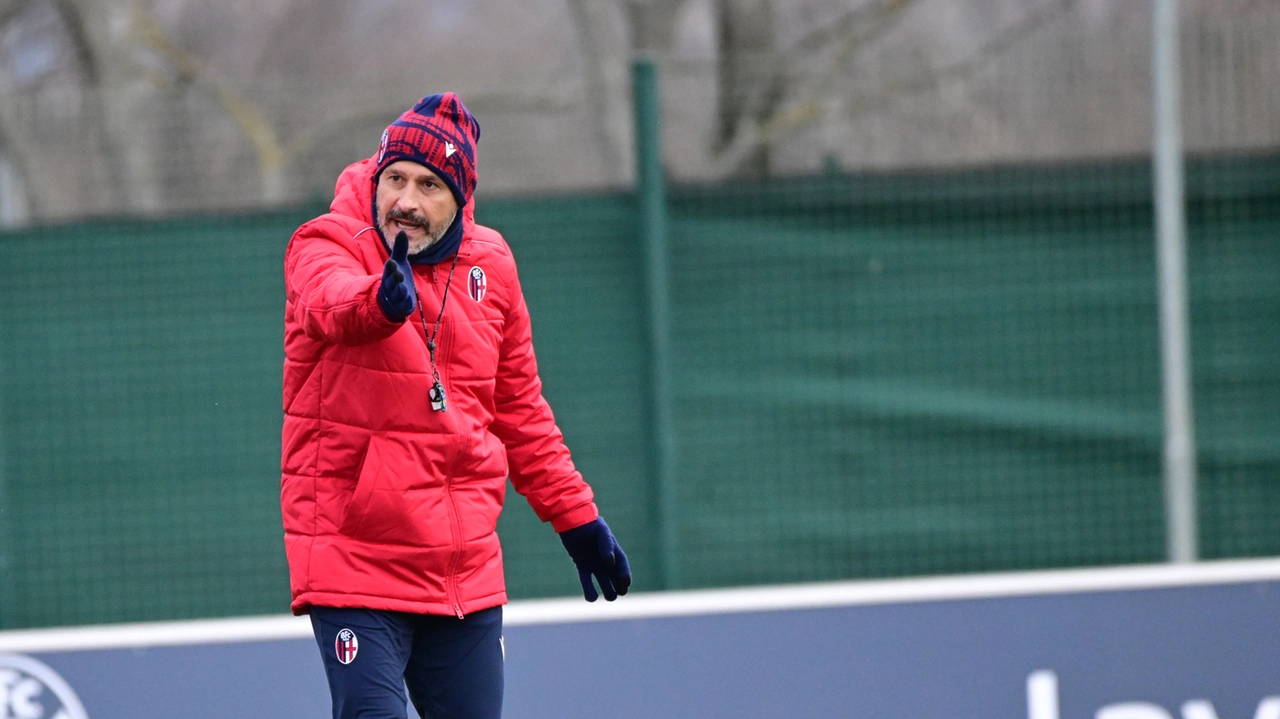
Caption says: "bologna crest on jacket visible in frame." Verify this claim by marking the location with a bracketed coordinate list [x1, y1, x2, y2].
[335, 628, 359, 664]
[468, 266, 487, 302]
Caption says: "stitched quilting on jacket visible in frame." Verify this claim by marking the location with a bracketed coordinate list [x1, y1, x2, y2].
[281, 156, 598, 618]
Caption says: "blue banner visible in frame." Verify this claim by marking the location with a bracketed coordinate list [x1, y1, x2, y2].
[1, 561, 1277, 719]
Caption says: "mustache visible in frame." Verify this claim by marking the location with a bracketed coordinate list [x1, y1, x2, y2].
[385, 208, 430, 231]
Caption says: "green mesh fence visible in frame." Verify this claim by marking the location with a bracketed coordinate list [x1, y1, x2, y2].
[1191, 159, 1280, 559]
[0, 210, 313, 628]
[0, 154, 1277, 629]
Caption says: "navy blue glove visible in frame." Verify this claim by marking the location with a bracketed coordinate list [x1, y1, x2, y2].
[559, 517, 631, 602]
[377, 231, 416, 322]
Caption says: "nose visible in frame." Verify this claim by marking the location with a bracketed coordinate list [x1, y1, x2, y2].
[394, 185, 427, 214]
[390, 185, 412, 208]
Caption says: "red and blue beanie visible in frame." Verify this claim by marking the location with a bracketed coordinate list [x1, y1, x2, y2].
[374, 93, 480, 207]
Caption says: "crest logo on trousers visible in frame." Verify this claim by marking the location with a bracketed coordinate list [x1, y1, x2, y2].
[335, 628, 359, 665]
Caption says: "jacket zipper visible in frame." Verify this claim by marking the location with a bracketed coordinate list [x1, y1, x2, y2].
[431, 265, 464, 619]
[444, 460, 465, 619]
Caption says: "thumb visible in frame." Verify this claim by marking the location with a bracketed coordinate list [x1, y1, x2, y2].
[392, 230, 409, 263]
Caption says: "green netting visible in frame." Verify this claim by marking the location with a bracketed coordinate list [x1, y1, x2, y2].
[485, 195, 652, 601]
[0, 154, 1277, 629]
[0, 210, 312, 628]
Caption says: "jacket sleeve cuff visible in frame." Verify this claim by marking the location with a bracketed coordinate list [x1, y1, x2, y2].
[361, 276, 403, 330]
[549, 502, 600, 534]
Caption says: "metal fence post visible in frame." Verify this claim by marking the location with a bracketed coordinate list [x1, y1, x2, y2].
[633, 57, 681, 589]
[1153, 0, 1199, 563]
[0, 353, 10, 627]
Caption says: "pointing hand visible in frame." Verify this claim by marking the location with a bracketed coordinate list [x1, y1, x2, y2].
[377, 231, 417, 322]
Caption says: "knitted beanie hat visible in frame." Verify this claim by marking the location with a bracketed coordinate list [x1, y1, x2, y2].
[374, 93, 480, 207]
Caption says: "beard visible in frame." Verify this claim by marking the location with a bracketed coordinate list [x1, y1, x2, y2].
[381, 207, 457, 254]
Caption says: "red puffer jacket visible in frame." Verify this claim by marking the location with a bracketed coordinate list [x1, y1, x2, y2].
[281, 156, 598, 618]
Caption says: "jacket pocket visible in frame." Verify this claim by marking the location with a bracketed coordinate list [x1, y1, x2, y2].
[338, 434, 456, 547]
[338, 435, 383, 539]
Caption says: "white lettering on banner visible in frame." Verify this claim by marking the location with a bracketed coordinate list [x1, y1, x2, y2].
[0, 656, 88, 719]
[1028, 670, 1061, 719]
[1028, 670, 1280, 719]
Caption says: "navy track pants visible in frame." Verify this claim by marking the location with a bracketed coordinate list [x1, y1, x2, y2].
[310, 605, 504, 719]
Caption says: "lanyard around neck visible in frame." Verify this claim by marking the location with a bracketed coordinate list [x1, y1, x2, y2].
[412, 253, 460, 411]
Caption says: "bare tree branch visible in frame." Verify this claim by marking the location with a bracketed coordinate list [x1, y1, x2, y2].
[39, 0, 142, 212]
[48, 0, 99, 83]
[130, 5, 288, 200]
[714, 0, 783, 174]
[709, 0, 923, 177]
[708, 0, 1079, 178]
[845, 0, 1079, 115]
[568, 0, 632, 185]
[791, 0, 921, 56]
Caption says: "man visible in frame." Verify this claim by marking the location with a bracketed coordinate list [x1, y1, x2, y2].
[281, 93, 631, 719]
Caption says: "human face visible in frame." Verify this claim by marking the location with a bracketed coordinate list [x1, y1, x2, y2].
[375, 161, 460, 254]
